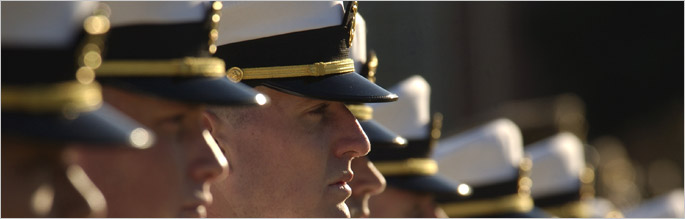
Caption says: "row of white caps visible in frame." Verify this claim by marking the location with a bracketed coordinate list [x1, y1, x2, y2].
[367, 73, 590, 198]
[3, 1, 348, 49]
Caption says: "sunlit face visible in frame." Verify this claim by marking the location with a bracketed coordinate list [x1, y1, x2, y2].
[1, 138, 106, 218]
[206, 86, 370, 218]
[74, 86, 227, 217]
[369, 186, 448, 218]
[346, 156, 386, 218]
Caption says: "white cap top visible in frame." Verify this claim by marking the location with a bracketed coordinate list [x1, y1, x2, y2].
[371, 75, 431, 139]
[217, 1, 344, 45]
[624, 189, 684, 218]
[526, 132, 585, 198]
[348, 13, 367, 73]
[432, 118, 523, 186]
[2, 2, 98, 47]
[106, 1, 208, 27]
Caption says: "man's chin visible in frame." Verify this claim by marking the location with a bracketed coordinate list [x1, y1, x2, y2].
[332, 202, 351, 218]
[345, 199, 362, 218]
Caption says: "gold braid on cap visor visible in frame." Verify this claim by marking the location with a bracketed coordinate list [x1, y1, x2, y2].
[373, 158, 439, 176]
[226, 59, 355, 82]
[2, 81, 103, 113]
[96, 57, 227, 77]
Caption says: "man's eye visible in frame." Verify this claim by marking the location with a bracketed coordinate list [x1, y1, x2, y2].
[309, 103, 329, 115]
[156, 114, 185, 130]
[167, 114, 185, 123]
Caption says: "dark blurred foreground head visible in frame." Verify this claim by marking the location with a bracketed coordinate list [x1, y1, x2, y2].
[1, 1, 150, 217]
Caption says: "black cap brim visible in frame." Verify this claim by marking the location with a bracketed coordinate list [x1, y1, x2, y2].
[258, 72, 397, 103]
[360, 120, 406, 147]
[2, 104, 151, 148]
[101, 76, 266, 106]
[386, 174, 469, 198]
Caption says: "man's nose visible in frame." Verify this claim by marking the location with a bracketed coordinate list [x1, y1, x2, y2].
[51, 165, 106, 218]
[352, 157, 387, 196]
[188, 129, 228, 183]
[333, 104, 371, 159]
[364, 159, 387, 196]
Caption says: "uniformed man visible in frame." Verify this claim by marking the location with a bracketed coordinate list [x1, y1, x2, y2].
[204, 1, 397, 217]
[345, 13, 405, 218]
[72, 2, 266, 217]
[526, 132, 623, 218]
[1, 2, 150, 217]
[433, 118, 550, 217]
[368, 75, 471, 218]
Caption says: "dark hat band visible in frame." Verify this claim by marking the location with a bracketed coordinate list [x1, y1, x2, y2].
[101, 1, 219, 69]
[435, 172, 535, 217]
[215, 1, 357, 70]
[103, 21, 211, 60]
[368, 138, 432, 161]
[533, 189, 582, 208]
[2, 48, 80, 84]
[436, 172, 521, 203]
[215, 25, 350, 70]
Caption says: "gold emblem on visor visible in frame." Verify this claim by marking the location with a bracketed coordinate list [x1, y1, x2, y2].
[348, 1, 358, 47]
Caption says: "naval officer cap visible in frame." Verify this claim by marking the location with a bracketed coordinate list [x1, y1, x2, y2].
[432, 118, 540, 217]
[346, 13, 405, 147]
[96, 1, 266, 106]
[369, 75, 470, 197]
[214, 1, 397, 103]
[526, 132, 596, 218]
[2, 2, 152, 148]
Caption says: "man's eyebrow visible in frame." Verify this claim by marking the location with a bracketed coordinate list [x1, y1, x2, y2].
[293, 97, 323, 111]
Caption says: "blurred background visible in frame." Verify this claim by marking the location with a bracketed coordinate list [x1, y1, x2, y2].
[360, 1, 682, 211]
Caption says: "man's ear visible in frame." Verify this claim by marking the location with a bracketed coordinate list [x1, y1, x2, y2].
[203, 110, 221, 134]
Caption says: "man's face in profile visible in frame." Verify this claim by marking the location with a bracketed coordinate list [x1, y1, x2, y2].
[1, 139, 106, 218]
[346, 156, 386, 218]
[75, 86, 228, 217]
[206, 86, 371, 218]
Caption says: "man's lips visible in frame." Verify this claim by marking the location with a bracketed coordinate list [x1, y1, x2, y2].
[328, 170, 354, 201]
[332, 181, 348, 187]
[329, 170, 354, 186]
[180, 192, 211, 217]
[179, 205, 205, 218]
[328, 180, 352, 196]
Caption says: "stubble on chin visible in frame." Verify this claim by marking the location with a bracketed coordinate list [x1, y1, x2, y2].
[345, 198, 362, 218]
[335, 202, 351, 218]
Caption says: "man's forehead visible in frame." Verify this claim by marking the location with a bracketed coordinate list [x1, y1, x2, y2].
[256, 86, 336, 109]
